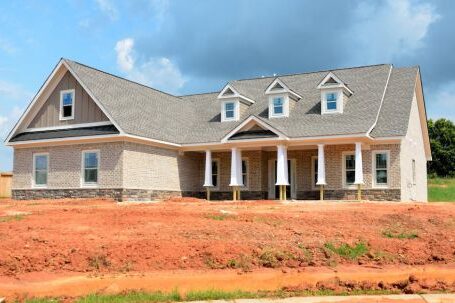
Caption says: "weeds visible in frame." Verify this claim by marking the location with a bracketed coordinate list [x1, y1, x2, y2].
[382, 229, 418, 239]
[258, 247, 294, 268]
[226, 254, 252, 271]
[297, 243, 313, 263]
[88, 254, 111, 270]
[324, 242, 368, 260]
[76, 290, 181, 303]
[204, 213, 233, 221]
[0, 214, 25, 223]
[202, 252, 224, 269]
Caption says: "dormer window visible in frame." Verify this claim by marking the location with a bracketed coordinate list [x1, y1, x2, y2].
[265, 78, 301, 119]
[221, 100, 239, 122]
[317, 72, 353, 115]
[326, 92, 338, 111]
[272, 97, 284, 115]
[60, 89, 75, 120]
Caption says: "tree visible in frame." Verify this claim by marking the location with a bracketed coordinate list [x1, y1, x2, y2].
[427, 118, 455, 177]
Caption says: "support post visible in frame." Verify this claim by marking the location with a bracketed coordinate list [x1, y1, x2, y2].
[276, 145, 289, 201]
[354, 142, 364, 201]
[230, 148, 243, 201]
[316, 144, 326, 200]
[203, 150, 213, 201]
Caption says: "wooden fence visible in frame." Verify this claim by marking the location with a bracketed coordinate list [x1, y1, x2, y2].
[0, 172, 12, 198]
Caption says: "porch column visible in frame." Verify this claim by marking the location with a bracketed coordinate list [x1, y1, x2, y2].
[276, 145, 289, 201]
[203, 150, 213, 200]
[316, 144, 327, 200]
[229, 147, 243, 200]
[354, 142, 364, 201]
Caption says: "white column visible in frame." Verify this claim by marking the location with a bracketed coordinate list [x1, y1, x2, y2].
[203, 150, 213, 187]
[316, 144, 326, 185]
[354, 142, 364, 184]
[275, 145, 289, 185]
[229, 147, 243, 186]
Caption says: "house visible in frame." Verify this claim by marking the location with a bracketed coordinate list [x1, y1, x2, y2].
[5, 59, 431, 202]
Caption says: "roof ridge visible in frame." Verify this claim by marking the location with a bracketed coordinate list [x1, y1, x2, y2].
[231, 63, 391, 82]
[62, 58, 180, 100]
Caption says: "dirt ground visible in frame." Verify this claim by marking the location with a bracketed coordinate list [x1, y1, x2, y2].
[0, 198, 455, 297]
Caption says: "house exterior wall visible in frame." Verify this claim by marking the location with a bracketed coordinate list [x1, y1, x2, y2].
[28, 71, 109, 129]
[400, 92, 428, 202]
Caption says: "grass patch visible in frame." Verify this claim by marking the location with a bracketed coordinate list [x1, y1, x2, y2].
[324, 242, 368, 260]
[23, 288, 404, 303]
[382, 229, 418, 239]
[258, 247, 294, 268]
[428, 178, 455, 202]
[76, 290, 181, 303]
[204, 213, 232, 221]
[0, 214, 25, 223]
[226, 254, 253, 271]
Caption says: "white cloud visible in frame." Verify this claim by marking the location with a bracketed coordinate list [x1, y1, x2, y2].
[115, 38, 186, 94]
[0, 38, 16, 54]
[349, 0, 440, 63]
[427, 82, 455, 122]
[0, 80, 32, 101]
[95, 0, 118, 21]
[115, 38, 135, 72]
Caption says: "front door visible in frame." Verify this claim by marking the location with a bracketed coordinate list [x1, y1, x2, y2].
[269, 159, 295, 200]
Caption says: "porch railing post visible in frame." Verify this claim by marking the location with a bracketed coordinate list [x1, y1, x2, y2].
[316, 144, 327, 201]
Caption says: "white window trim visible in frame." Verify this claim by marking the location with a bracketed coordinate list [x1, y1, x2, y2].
[32, 153, 49, 188]
[372, 150, 390, 189]
[342, 151, 356, 189]
[81, 150, 100, 188]
[211, 158, 220, 191]
[268, 94, 289, 118]
[311, 156, 318, 190]
[59, 89, 75, 121]
[221, 99, 239, 122]
[321, 90, 343, 114]
[240, 157, 249, 191]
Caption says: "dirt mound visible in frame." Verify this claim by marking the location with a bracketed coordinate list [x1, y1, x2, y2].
[0, 199, 454, 278]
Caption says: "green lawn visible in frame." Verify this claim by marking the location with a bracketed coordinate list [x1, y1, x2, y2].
[428, 178, 455, 202]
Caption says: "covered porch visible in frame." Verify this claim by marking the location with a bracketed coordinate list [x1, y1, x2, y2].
[193, 141, 400, 202]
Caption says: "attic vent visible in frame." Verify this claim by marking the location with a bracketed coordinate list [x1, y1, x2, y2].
[222, 88, 235, 96]
[324, 77, 338, 84]
[271, 82, 284, 90]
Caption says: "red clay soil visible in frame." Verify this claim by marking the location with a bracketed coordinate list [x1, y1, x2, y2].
[0, 198, 454, 297]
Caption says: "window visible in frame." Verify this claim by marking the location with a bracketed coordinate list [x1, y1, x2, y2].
[272, 97, 284, 115]
[242, 159, 248, 188]
[33, 153, 48, 187]
[373, 151, 389, 187]
[343, 153, 356, 187]
[412, 159, 416, 185]
[326, 92, 337, 111]
[211, 160, 219, 188]
[82, 151, 99, 186]
[312, 156, 318, 189]
[222, 100, 238, 121]
[60, 89, 75, 120]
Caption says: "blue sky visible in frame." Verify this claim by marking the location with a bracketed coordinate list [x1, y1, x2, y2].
[0, 0, 454, 171]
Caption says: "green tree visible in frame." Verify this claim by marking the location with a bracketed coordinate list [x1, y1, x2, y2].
[427, 118, 455, 177]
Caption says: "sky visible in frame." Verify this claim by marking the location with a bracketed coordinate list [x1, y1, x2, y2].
[0, 0, 454, 171]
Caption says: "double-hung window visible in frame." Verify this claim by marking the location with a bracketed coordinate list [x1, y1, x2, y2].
[343, 153, 356, 187]
[224, 102, 235, 120]
[272, 97, 284, 116]
[326, 92, 337, 111]
[82, 151, 99, 186]
[211, 160, 219, 188]
[242, 159, 248, 188]
[33, 153, 49, 187]
[373, 151, 389, 187]
[60, 89, 75, 120]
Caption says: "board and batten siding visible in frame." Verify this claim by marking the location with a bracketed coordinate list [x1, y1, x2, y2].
[28, 71, 109, 129]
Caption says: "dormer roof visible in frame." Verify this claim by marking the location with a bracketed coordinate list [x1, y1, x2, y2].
[317, 72, 354, 95]
[217, 83, 255, 104]
[265, 78, 302, 100]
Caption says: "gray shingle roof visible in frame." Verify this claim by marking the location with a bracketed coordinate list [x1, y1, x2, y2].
[64, 59, 418, 144]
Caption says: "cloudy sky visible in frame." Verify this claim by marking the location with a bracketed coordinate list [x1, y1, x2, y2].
[0, 0, 453, 171]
